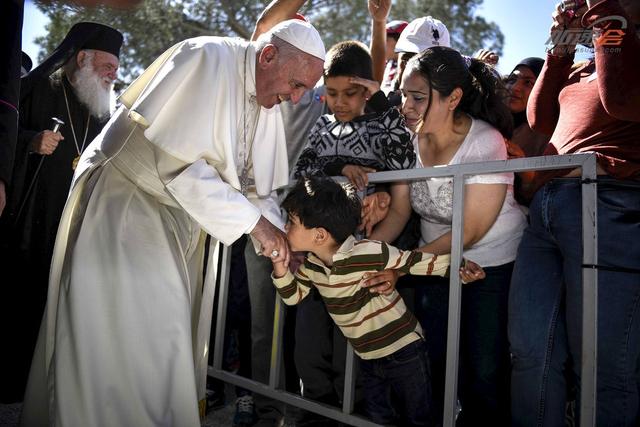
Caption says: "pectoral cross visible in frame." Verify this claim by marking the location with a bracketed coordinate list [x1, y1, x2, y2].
[240, 166, 250, 196]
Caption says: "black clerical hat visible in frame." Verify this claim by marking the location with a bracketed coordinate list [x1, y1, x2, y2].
[21, 51, 33, 76]
[21, 22, 123, 96]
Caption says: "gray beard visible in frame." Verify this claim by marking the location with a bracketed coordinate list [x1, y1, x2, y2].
[70, 64, 113, 120]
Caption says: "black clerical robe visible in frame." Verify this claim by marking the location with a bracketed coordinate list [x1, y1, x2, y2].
[0, 73, 105, 401]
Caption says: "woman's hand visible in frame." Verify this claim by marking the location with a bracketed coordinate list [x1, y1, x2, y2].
[459, 259, 486, 284]
[360, 191, 391, 237]
[360, 269, 402, 295]
[342, 164, 376, 191]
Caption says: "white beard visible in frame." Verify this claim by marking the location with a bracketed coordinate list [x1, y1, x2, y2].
[70, 64, 114, 120]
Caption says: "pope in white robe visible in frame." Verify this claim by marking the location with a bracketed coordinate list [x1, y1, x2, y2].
[20, 20, 325, 427]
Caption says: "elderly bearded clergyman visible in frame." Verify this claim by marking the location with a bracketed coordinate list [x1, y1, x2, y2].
[20, 19, 325, 427]
[1, 22, 122, 403]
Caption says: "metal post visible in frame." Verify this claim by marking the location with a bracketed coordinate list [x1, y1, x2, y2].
[343, 343, 357, 414]
[269, 295, 286, 389]
[580, 154, 598, 426]
[443, 173, 465, 427]
[212, 242, 231, 370]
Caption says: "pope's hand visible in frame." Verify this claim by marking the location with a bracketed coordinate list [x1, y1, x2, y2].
[250, 216, 291, 268]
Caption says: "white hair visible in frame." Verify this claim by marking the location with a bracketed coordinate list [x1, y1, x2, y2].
[255, 34, 306, 64]
[66, 50, 114, 120]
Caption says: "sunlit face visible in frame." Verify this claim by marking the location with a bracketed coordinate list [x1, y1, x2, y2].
[87, 50, 119, 89]
[505, 65, 536, 114]
[255, 45, 324, 109]
[284, 214, 316, 253]
[400, 67, 451, 134]
[324, 75, 368, 122]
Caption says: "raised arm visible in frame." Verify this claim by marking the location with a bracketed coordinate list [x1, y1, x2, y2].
[251, 0, 307, 41]
[527, 2, 582, 135]
[368, 0, 392, 83]
[584, 0, 640, 121]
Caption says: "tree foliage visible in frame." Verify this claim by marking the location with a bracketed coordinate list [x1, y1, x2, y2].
[35, 0, 504, 85]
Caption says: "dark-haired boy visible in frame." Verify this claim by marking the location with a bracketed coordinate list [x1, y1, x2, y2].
[294, 40, 414, 192]
[271, 177, 453, 426]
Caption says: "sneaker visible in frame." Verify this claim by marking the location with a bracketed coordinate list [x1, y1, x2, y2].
[205, 388, 225, 414]
[233, 395, 258, 427]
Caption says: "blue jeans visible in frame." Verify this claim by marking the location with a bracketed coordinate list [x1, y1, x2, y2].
[411, 263, 513, 427]
[359, 339, 434, 426]
[509, 177, 640, 427]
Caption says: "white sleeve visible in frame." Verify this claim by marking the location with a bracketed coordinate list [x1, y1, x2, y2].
[462, 124, 513, 185]
[155, 148, 261, 246]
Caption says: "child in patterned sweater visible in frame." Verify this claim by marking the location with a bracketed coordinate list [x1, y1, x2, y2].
[293, 41, 414, 193]
[270, 177, 483, 426]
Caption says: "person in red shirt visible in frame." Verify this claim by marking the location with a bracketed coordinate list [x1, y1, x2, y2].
[509, 1, 640, 425]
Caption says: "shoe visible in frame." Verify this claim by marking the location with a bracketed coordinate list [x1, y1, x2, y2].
[233, 395, 258, 427]
[205, 388, 225, 413]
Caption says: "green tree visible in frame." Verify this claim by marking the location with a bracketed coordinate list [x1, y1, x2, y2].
[34, 0, 504, 85]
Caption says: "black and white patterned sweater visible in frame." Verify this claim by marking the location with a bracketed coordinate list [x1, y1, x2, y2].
[293, 91, 415, 183]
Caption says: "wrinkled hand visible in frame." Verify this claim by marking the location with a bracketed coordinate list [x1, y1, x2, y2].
[459, 259, 486, 284]
[360, 191, 391, 237]
[360, 269, 401, 295]
[342, 164, 376, 191]
[30, 130, 64, 155]
[473, 49, 499, 66]
[250, 216, 291, 268]
[368, 0, 391, 22]
[349, 76, 381, 99]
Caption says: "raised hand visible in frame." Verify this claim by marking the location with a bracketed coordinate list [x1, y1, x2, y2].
[368, 0, 392, 22]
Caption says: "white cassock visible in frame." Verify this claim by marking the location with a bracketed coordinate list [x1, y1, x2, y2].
[20, 37, 289, 427]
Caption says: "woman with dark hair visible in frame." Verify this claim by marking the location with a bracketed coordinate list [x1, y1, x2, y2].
[371, 46, 526, 426]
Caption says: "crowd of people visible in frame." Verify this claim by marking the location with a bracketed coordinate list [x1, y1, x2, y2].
[0, 0, 638, 426]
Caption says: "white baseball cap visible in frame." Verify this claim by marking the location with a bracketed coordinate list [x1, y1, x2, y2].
[267, 19, 326, 61]
[394, 16, 451, 54]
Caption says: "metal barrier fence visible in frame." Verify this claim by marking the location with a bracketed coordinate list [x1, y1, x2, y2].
[208, 153, 599, 427]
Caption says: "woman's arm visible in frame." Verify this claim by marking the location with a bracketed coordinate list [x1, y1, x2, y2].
[418, 183, 507, 255]
[369, 181, 412, 243]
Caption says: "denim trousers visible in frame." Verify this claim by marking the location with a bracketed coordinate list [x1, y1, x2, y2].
[509, 177, 640, 427]
[411, 262, 513, 427]
[359, 339, 434, 427]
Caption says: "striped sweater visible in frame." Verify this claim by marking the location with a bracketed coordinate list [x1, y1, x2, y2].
[272, 236, 450, 360]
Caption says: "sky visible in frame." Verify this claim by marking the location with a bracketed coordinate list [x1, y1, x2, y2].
[23, 0, 570, 76]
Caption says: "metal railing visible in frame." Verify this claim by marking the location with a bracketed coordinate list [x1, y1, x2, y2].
[208, 153, 599, 427]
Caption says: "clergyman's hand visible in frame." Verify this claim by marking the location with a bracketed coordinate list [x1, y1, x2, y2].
[30, 130, 63, 155]
[250, 216, 291, 268]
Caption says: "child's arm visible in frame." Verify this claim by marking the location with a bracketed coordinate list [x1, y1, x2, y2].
[271, 258, 313, 305]
[349, 77, 415, 172]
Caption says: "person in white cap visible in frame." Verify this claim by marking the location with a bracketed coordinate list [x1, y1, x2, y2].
[388, 16, 451, 98]
[19, 19, 325, 427]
